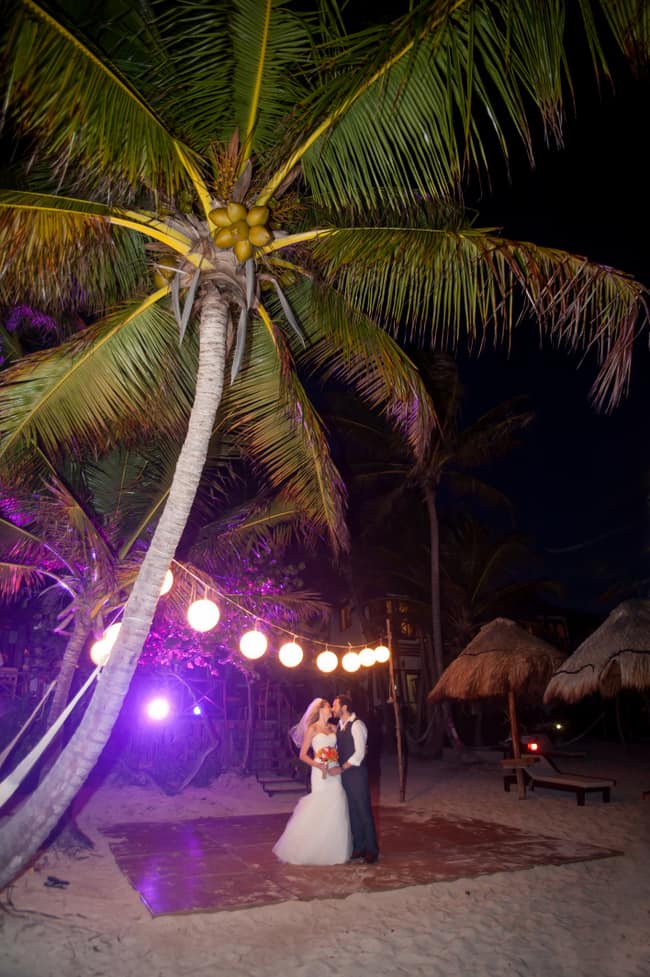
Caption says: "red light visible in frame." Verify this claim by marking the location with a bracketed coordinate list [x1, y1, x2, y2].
[527, 741, 539, 752]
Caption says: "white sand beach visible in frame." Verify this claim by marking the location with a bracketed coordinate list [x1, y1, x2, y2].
[1, 742, 648, 977]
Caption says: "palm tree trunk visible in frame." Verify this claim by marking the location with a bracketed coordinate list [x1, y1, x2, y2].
[0, 288, 228, 889]
[46, 605, 91, 728]
[424, 484, 463, 751]
[424, 484, 444, 682]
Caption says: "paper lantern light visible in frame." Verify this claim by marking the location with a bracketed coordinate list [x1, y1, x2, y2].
[359, 646, 376, 667]
[187, 598, 220, 632]
[342, 651, 360, 673]
[374, 644, 390, 663]
[103, 622, 122, 648]
[89, 621, 122, 666]
[160, 569, 174, 595]
[89, 638, 111, 667]
[279, 641, 303, 668]
[316, 649, 338, 673]
[240, 628, 268, 660]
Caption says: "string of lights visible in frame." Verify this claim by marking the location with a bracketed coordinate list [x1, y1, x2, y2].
[90, 560, 391, 673]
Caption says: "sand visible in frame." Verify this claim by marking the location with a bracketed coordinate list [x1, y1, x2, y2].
[0, 741, 648, 977]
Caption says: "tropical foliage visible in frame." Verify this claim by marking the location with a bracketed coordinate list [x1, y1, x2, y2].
[0, 0, 649, 886]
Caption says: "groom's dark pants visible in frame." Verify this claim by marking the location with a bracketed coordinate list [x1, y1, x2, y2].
[341, 763, 378, 857]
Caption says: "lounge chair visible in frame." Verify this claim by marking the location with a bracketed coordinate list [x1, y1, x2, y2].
[503, 754, 615, 805]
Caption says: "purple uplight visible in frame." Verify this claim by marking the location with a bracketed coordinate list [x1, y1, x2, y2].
[145, 696, 171, 721]
[192, 704, 202, 716]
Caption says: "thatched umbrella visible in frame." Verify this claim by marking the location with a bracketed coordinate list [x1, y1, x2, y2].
[427, 617, 565, 798]
[545, 599, 650, 704]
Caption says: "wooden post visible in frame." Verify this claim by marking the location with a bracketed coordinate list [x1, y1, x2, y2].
[386, 617, 406, 802]
[508, 688, 526, 800]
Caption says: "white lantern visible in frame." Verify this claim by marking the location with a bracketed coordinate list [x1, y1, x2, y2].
[160, 569, 174, 595]
[316, 649, 338, 673]
[90, 638, 111, 667]
[103, 622, 122, 649]
[374, 644, 390, 663]
[240, 628, 268, 660]
[279, 640, 303, 668]
[187, 598, 220, 633]
[342, 651, 360, 673]
[359, 646, 376, 667]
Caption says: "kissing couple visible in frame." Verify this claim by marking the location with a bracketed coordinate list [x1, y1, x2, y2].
[273, 694, 379, 865]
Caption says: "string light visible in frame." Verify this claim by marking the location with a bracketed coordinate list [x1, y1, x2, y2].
[187, 597, 220, 633]
[374, 644, 390, 663]
[88, 621, 121, 666]
[157, 559, 391, 670]
[316, 649, 338, 673]
[358, 646, 376, 667]
[160, 569, 174, 596]
[342, 650, 360, 673]
[278, 640, 303, 668]
[89, 638, 111, 667]
[240, 628, 268, 660]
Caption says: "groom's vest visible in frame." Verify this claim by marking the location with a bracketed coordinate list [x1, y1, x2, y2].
[336, 719, 364, 767]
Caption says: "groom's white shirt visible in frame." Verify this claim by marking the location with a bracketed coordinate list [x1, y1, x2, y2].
[338, 712, 367, 766]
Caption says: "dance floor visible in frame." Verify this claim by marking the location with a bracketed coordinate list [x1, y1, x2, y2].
[100, 808, 621, 917]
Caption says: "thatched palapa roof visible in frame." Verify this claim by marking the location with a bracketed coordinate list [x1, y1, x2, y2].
[427, 617, 564, 703]
[544, 599, 650, 704]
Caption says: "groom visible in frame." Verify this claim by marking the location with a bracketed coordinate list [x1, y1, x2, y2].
[332, 694, 379, 864]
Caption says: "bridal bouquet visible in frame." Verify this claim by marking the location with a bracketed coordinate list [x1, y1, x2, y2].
[316, 746, 339, 779]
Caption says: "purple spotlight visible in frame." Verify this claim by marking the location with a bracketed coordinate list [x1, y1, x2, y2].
[146, 696, 171, 721]
[192, 704, 202, 716]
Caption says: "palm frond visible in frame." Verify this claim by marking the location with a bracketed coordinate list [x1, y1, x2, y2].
[454, 398, 535, 468]
[0, 190, 151, 310]
[0, 293, 197, 462]
[286, 279, 438, 465]
[311, 224, 649, 409]
[189, 494, 310, 567]
[0, 558, 55, 599]
[152, 0, 315, 156]
[272, 0, 648, 213]
[3, 0, 189, 196]
[217, 315, 348, 552]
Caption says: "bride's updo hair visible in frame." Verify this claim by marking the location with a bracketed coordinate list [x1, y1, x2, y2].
[307, 698, 328, 726]
[290, 697, 328, 748]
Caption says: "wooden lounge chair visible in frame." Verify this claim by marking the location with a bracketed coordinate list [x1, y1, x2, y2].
[503, 754, 615, 805]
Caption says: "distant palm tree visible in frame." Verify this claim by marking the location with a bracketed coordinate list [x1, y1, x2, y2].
[0, 0, 648, 886]
[340, 354, 533, 695]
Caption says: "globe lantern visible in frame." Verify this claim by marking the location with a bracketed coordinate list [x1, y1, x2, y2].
[316, 649, 338, 673]
[342, 651, 360, 673]
[279, 640, 303, 668]
[187, 598, 220, 633]
[160, 569, 174, 595]
[240, 628, 268, 660]
[374, 644, 390, 663]
[359, 646, 376, 667]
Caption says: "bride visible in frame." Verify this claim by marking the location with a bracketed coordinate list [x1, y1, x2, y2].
[273, 697, 352, 865]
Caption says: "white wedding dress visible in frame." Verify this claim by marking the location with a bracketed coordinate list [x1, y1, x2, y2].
[273, 732, 352, 865]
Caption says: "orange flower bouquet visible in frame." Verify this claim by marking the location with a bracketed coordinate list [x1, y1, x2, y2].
[316, 745, 339, 779]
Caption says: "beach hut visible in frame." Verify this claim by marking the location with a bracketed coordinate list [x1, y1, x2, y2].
[427, 617, 565, 798]
[544, 599, 650, 704]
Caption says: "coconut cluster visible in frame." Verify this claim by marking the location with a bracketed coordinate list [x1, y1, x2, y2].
[208, 202, 272, 263]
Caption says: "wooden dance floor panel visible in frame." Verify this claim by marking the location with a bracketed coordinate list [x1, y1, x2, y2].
[100, 808, 621, 917]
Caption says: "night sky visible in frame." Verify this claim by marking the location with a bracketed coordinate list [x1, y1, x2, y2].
[458, 65, 649, 613]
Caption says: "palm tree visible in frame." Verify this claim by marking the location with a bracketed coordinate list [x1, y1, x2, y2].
[337, 355, 533, 694]
[0, 0, 648, 886]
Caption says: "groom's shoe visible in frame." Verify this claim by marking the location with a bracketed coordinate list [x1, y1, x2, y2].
[350, 850, 365, 861]
[363, 852, 378, 864]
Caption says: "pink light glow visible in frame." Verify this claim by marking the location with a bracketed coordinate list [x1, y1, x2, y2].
[146, 697, 171, 721]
